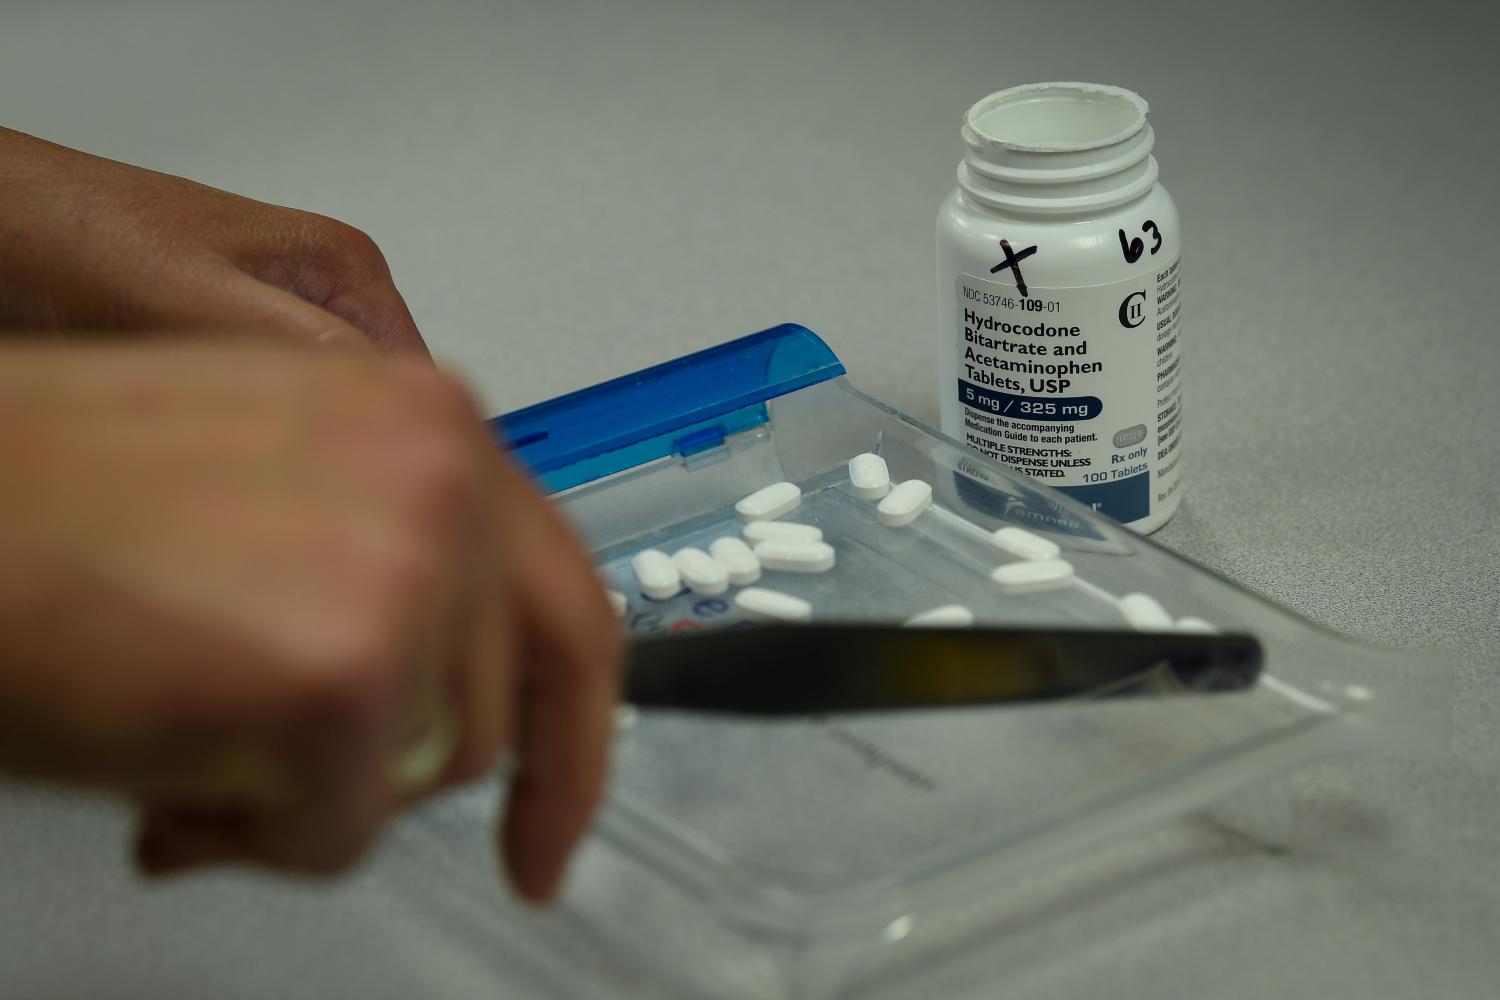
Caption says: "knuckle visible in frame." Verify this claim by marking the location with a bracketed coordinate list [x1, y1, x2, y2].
[367, 532, 447, 623]
[314, 216, 389, 272]
[380, 374, 487, 534]
[399, 365, 484, 427]
[403, 429, 485, 540]
[289, 550, 438, 703]
[294, 614, 403, 710]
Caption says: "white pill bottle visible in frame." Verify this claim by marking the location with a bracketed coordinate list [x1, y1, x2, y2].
[936, 82, 1182, 533]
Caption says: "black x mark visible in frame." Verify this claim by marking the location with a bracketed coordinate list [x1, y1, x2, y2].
[990, 239, 1038, 297]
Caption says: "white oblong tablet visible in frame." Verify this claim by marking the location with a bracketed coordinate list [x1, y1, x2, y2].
[904, 604, 975, 627]
[735, 586, 812, 623]
[990, 558, 1074, 594]
[735, 481, 802, 522]
[672, 547, 729, 596]
[990, 526, 1060, 561]
[631, 549, 682, 601]
[742, 520, 823, 544]
[1119, 592, 1173, 631]
[606, 589, 628, 619]
[848, 452, 892, 500]
[752, 539, 836, 573]
[709, 536, 761, 585]
[877, 479, 933, 527]
[1175, 616, 1219, 634]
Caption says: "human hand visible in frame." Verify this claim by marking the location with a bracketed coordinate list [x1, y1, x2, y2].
[0, 127, 427, 356]
[0, 339, 620, 902]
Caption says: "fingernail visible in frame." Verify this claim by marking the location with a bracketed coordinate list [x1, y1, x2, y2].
[501, 836, 567, 907]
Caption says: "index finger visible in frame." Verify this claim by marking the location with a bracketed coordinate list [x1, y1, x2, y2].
[490, 459, 621, 903]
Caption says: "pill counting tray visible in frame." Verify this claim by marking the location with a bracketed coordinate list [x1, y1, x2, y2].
[469, 326, 1444, 999]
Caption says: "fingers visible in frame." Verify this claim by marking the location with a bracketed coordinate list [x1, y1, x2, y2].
[491, 459, 621, 903]
[135, 793, 388, 878]
[432, 513, 516, 789]
[370, 366, 513, 793]
[150, 265, 378, 353]
[77, 212, 427, 360]
[130, 366, 505, 879]
[316, 257, 430, 361]
[136, 805, 255, 875]
[113, 359, 611, 893]
[0, 128, 429, 357]
[134, 674, 398, 877]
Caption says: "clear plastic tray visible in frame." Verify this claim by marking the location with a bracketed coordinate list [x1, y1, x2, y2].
[471, 325, 1446, 999]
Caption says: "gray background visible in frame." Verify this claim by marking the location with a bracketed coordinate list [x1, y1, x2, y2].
[1, 0, 1496, 996]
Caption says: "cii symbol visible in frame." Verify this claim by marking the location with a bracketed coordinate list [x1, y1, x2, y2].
[1118, 290, 1146, 328]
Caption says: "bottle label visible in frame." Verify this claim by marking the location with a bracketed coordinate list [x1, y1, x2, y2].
[950, 257, 1182, 525]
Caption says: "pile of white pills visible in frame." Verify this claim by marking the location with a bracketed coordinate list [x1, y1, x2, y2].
[616, 455, 1216, 635]
[624, 480, 830, 622]
[736, 481, 835, 618]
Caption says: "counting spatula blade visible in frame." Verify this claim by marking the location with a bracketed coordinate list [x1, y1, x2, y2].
[623, 625, 1262, 716]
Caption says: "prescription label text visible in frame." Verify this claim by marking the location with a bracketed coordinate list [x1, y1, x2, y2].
[951, 259, 1182, 524]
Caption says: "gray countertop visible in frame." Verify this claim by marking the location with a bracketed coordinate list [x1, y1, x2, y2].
[2, 0, 1496, 996]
